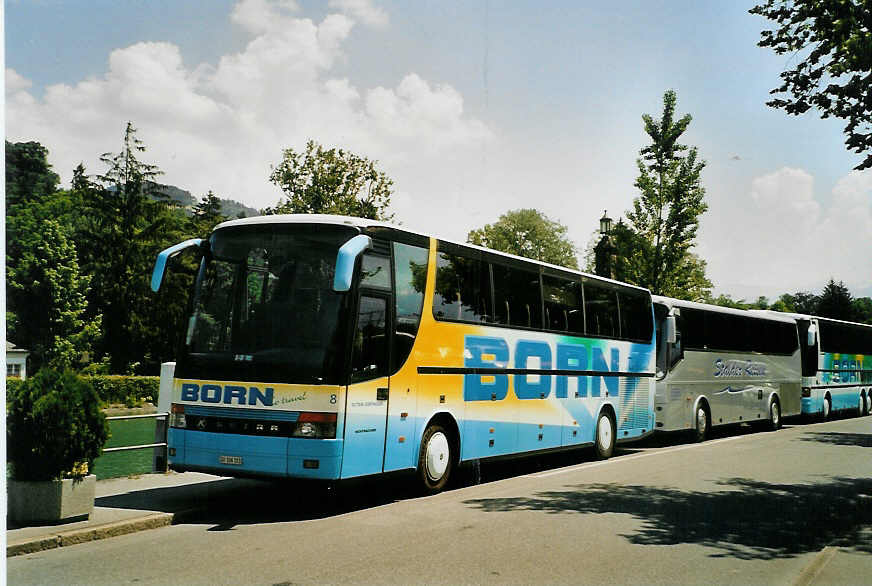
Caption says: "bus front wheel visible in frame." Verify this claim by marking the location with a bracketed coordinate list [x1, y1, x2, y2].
[822, 395, 831, 420]
[594, 411, 615, 459]
[417, 423, 454, 494]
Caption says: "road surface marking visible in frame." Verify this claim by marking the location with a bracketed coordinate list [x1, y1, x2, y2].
[793, 546, 837, 586]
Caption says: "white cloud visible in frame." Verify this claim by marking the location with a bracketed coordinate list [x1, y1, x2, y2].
[5, 0, 488, 213]
[700, 166, 872, 298]
[328, 0, 388, 28]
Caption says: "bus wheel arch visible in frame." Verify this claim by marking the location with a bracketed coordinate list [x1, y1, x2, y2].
[416, 413, 459, 494]
[594, 405, 616, 460]
[693, 398, 711, 443]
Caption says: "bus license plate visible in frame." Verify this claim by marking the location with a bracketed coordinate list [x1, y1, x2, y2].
[219, 455, 243, 465]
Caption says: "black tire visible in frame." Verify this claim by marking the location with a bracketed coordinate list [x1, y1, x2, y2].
[417, 423, 454, 494]
[768, 399, 782, 431]
[594, 410, 616, 459]
[693, 403, 709, 443]
[858, 392, 867, 417]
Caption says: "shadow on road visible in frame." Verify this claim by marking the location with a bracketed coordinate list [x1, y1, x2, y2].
[800, 431, 872, 447]
[464, 476, 872, 560]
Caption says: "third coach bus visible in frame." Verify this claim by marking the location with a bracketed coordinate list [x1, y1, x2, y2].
[793, 314, 872, 418]
[652, 296, 802, 441]
[152, 214, 657, 493]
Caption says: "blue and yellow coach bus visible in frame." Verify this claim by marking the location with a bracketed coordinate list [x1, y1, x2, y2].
[151, 214, 656, 492]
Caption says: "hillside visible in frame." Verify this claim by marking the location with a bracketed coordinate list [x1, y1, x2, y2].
[155, 183, 260, 218]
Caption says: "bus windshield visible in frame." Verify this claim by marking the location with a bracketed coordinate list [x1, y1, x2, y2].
[177, 223, 358, 385]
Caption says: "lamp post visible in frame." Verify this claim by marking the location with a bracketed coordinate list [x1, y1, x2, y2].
[594, 210, 616, 279]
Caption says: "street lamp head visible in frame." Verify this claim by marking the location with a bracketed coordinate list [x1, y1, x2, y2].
[599, 210, 612, 235]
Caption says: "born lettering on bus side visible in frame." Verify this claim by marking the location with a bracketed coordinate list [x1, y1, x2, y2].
[180, 383, 274, 406]
[463, 335, 647, 402]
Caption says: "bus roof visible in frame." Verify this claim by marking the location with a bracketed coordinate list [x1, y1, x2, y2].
[213, 213, 651, 294]
[652, 295, 798, 325]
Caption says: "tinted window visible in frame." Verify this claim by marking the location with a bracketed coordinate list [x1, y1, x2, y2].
[393, 242, 428, 370]
[351, 296, 388, 382]
[820, 320, 872, 355]
[618, 289, 653, 342]
[360, 253, 391, 289]
[584, 281, 618, 338]
[492, 263, 542, 329]
[542, 275, 584, 335]
[433, 252, 492, 323]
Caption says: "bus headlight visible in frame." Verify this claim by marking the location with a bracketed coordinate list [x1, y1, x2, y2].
[292, 412, 337, 439]
[801, 387, 811, 398]
[170, 404, 186, 428]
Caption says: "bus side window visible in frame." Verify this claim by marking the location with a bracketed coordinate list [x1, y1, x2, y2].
[351, 296, 389, 383]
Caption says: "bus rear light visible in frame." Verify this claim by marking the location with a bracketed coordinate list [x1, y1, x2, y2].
[802, 387, 811, 398]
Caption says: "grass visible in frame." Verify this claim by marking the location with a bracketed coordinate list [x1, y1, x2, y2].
[93, 417, 161, 480]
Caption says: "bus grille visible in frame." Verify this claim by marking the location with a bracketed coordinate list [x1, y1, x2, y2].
[618, 376, 648, 431]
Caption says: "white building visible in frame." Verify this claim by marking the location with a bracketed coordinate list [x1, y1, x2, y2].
[6, 342, 29, 379]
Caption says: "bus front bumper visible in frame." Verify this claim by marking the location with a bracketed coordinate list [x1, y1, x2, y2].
[168, 428, 343, 479]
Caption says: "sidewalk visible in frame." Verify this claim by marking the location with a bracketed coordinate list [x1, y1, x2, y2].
[7, 472, 258, 557]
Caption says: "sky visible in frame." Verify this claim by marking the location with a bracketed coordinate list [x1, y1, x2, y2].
[6, 0, 871, 300]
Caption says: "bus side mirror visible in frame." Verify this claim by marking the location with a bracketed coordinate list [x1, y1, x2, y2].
[665, 315, 677, 345]
[807, 324, 817, 347]
[333, 234, 372, 292]
[151, 238, 204, 292]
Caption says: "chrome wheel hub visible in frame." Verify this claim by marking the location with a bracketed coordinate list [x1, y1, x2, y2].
[598, 416, 612, 449]
[425, 431, 450, 482]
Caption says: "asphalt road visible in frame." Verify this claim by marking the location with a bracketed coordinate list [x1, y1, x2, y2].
[9, 415, 872, 585]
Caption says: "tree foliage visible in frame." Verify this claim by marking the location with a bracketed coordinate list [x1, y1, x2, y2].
[265, 140, 394, 220]
[75, 122, 189, 373]
[6, 220, 100, 371]
[817, 278, 855, 320]
[618, 90, 712, 300]
[750, 0, 872, 170]
[467, 208, 578, 269]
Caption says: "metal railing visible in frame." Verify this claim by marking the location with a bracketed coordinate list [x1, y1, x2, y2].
[103, 412, 169, 472]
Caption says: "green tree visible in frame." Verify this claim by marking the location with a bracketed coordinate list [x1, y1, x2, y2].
[852, 297, 872, 324]
[5, 141, 60, 208]
[467, 208, 578, 269]
[750, 0, 872, 170]
[779, 291, 820, 315]
[817, 279, 855, 320]
[6, 220, 100, 370]
[266, 140, 394, 220]
[77, 122, 187, 373]
[191, 190, 227, 236]
[623, 90, 711, 299]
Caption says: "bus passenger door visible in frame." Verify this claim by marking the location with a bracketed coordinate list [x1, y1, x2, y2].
[341, 294, 391, 478]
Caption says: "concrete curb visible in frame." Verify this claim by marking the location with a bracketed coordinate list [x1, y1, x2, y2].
[7, 512, 175, 557]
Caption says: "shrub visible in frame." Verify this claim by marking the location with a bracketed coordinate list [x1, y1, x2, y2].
[7, 369, 109, 481]
[86, 375, 159, 407]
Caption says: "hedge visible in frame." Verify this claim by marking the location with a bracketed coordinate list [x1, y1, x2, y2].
[7, 375, 159, 408]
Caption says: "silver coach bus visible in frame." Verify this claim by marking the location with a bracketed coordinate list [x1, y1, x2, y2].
[653, 296, 802, 441]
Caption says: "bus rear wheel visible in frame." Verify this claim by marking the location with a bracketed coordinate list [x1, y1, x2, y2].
[767, 399, 782, 431]
[594, 411, 616, 459]
[822, 395, 831, 420]
[417, 423, 454, 494]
